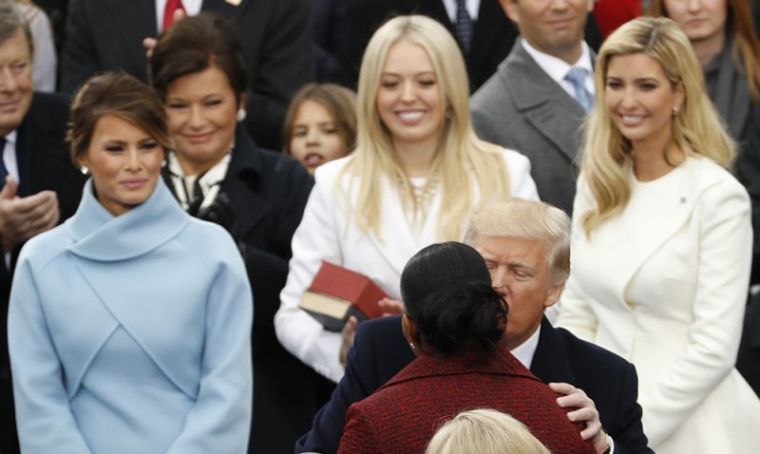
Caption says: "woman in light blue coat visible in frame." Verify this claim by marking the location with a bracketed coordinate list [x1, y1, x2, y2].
[7, 73, 253, 454]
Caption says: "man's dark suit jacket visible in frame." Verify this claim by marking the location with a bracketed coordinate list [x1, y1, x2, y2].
[296, 316, 651, 454]
[0, 93, 86, 454]
[62, 0, 314, 150]
[162, 126, 334, 453]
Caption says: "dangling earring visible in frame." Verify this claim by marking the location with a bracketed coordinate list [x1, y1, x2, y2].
[672, 107, 680, 117]
[445, 108, 453, 120]
[80, 165, 89, 175]
[236, 108, 247, 122]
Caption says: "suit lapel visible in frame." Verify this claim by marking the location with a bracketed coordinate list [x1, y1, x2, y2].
[221, 129, 267, 239]
[530, 318, 577, 384]
[111, 0, 155, 78]
[503, 42, 586, 165]
[370, 178, 420, 277]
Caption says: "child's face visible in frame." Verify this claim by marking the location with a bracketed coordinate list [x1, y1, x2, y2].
[289, 99, 348, 174]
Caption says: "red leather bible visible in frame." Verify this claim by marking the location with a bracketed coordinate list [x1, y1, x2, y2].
[299, 261, 388, 331]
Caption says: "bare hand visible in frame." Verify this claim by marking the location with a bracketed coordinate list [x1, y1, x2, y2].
[0, 177, 60, 251]
[339, 316, 358, 367]
[143, 9, 187, 59]
[378, 297, 404, 316]
[549, 382, 609, 454]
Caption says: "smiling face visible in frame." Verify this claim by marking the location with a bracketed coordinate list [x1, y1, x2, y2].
[164, 65, 240, 176]
[473, 234, 563, 350]
[375, 39, 445, 151]
[501, 0, 593, 64]
[605, 53, 684, 150]
[664, 0, 727, 45]
[79, 114, 165, 216]
[289, 99, 348, 174]
[0, 27, 33, 136]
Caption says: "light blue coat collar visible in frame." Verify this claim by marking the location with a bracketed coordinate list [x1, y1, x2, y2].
[66, 179, 189, 261]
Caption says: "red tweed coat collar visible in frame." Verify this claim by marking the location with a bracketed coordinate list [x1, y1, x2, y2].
[382, 346, 538, 389]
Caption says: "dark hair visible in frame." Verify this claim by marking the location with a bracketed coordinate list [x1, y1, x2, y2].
[67, 72, 172, 166]
[0, 1, 34, 56]
[401, 242, 508, 356]
[150, 12, 247, 103]
[282, 83, 358, 154]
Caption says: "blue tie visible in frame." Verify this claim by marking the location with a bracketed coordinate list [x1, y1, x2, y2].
[455, 0, 473, 55]
[565, 67, 594, 112]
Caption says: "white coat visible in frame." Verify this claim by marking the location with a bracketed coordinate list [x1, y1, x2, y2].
[557, 156, 760, 453]
[275, 149, 539, 381]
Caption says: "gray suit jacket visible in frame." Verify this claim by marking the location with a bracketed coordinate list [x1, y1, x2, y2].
[471, 40, 588, 214]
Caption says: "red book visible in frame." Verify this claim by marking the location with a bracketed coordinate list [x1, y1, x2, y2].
[299, 261, 388, 331]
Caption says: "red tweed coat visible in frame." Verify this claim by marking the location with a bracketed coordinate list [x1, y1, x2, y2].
[338, 347, 595, 453]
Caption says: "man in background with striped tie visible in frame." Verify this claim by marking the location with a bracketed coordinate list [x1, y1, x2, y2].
[471, 0, 595, 216]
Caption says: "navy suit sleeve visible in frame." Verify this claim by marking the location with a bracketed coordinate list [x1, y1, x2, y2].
[608, 364, 652, 454]
[294, 320, 380, 454]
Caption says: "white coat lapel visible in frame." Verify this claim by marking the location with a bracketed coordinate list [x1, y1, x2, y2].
[589, 159, 715, 306]
[370, 177, 419, 277]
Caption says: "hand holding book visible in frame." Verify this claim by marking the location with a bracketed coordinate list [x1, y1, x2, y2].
[299, 261, 389, 332]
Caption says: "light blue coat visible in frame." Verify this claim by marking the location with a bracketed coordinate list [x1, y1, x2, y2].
[8, 180, 253, 454]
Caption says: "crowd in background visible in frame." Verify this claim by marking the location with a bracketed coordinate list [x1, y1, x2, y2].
[0, 0, 759, 453]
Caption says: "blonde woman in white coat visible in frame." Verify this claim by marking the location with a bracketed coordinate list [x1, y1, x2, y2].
[557, 17, 760, 453]
[275, 15, 538, 383]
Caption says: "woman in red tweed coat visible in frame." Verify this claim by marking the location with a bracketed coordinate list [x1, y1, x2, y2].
[338, 242, 595, 454]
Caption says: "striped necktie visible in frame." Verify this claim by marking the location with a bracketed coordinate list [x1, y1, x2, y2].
[455, 0, 473, 55]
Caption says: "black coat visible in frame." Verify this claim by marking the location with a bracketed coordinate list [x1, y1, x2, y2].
[0, 92, 86, 454]
[295, 316, 651, 454]
[163, 127, 333, 454]
[62, 0, 315, 150]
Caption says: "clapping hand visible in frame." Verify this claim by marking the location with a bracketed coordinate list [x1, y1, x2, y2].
[0, 177, 59, 251]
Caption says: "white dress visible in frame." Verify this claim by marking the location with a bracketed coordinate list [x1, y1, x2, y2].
[275, 148, 539, 382]
[557, 156, 760, 453]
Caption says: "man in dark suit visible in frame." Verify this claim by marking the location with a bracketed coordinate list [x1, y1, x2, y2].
[0, 5, 86, 452]
[471, 0, 595, 214]
[61, 0, 314, 150]
[296, 199, 651, 454]
[338, 0, 518, 92]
